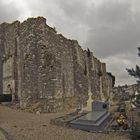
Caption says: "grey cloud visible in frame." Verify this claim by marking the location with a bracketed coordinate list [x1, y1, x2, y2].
[87, 24, 140, 58]
[26, 0, 89, 43]
[85, 1, 140, 58]
[56, 0, 91, 21]
[95, 1, 131, 26]
[0, 1, 21, 23]
[104, 51, 139, 85]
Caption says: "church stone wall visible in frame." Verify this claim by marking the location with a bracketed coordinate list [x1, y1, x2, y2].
[0, 17, 115, 112]
[0, 21, 19, 96]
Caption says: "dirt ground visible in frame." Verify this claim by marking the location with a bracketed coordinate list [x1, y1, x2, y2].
[0, 105, 130, 140]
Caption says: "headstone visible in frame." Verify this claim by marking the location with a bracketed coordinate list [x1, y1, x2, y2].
[92, 100, 108, 112]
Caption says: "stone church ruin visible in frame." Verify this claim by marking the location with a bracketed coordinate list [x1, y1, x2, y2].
[0, 17, 115, 112]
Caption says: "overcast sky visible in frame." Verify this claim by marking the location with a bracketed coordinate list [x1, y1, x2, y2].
[0, 0, 140, 86]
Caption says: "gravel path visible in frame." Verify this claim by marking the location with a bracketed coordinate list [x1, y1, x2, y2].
[0, 105, 130, 140]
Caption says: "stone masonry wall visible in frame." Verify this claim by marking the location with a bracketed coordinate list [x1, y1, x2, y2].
[0, 24, 4, 94]
[0, 21, 19, 97]
[72, 41, 88, 106]
[0, 17, 114, 112]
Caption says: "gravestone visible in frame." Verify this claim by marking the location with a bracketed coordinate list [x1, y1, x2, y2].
[92, 100, 108, 112]
[69, 100, 111, 132]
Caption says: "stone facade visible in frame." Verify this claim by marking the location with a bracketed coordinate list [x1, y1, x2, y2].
[0, 17, 114, 112]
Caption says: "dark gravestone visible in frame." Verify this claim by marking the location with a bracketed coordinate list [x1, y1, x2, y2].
[92, 101, 108, 112]
[0, 94, 12, 102]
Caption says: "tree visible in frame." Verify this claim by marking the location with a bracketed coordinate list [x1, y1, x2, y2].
[126, 47, 140, 83]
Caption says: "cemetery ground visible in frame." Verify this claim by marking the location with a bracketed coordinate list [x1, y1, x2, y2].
[0, 105, 130, 140]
